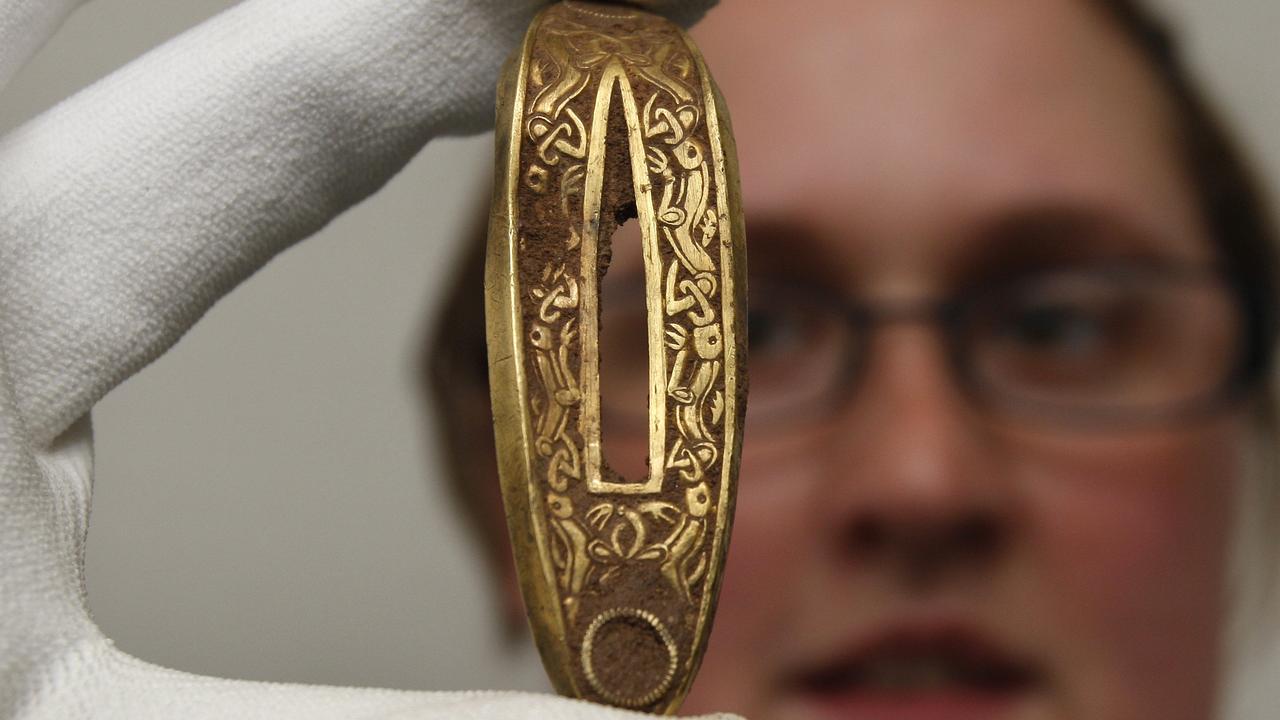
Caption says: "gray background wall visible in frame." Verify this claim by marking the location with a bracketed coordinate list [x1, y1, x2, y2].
[1, 0, 1277, 708]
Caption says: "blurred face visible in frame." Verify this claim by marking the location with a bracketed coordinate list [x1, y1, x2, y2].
[589, 1, 1250, 719]
[447, 0, 1259, 718]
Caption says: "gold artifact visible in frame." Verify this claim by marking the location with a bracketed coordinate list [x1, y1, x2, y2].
[484, 1, 746, 713]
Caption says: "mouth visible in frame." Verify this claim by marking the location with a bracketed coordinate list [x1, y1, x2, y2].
[787, 623, 1043, 720]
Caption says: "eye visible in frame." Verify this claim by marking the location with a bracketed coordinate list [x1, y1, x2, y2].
[971, 269, 1147, 389]
[965, 263, 1250, 418]
[744, 284, 845, 365]
[1000, 300, 1113, 357]
[740, 283, 856, 426]
[746, 304, 804, 357]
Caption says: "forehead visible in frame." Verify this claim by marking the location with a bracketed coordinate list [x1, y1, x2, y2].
[689, 0, 1209, 289]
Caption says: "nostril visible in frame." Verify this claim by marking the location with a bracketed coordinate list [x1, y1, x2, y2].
[950, 513, 1004, 561]
[839, 512, 1006, 583]
[845, 517, 890, 559]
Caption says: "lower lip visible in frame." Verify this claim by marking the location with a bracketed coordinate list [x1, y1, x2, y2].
[787, 688, 1025, 720]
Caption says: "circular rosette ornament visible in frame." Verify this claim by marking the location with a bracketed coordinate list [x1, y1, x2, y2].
[484, 1, 746, 713]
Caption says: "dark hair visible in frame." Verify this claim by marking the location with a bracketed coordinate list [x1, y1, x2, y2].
[422, 0, 1280, 594]
[1093, 0, 1278, 391]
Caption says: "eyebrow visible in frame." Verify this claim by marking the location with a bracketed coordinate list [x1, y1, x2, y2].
[739, 213, 848, 291]
[946, 203, 1201, 290]
[603, 212, 844, 291]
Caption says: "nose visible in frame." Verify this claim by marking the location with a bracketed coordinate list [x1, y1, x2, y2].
[818, 319, 1014, 591]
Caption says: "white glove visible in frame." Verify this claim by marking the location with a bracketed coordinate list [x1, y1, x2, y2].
[0, 1, 734, 718]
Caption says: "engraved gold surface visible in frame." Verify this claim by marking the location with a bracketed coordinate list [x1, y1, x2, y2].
[485, 1, 745, 713]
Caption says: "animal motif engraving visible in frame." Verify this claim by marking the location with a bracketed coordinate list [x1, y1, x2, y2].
[494, 2, 744, 711]
[521, 6, 726, 615]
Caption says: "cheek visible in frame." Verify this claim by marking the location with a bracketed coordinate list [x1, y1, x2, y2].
[1017, 421, 1241, 716]
[1031, 443, 1231, 605]
[683, 444, 820, 715]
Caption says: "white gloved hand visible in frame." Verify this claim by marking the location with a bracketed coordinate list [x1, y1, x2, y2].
[0, 1, 732, 718]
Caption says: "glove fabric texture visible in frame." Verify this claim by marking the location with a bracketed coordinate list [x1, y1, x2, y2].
[0, 0, 729, 718]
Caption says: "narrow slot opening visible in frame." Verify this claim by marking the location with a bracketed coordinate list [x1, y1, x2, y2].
[599, 206, 649, 483]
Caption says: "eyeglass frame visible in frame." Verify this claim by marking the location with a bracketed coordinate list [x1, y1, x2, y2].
[598, 259, 1275, 433]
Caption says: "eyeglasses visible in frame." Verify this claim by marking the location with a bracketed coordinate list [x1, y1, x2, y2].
[598, 262, 1266, 434]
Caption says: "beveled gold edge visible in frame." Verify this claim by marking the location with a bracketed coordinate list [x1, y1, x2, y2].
[656, 27, 748, 715]
[484, 5, 579, 699]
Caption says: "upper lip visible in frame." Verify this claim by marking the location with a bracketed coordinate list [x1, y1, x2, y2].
[788, 616, 1044, 697]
